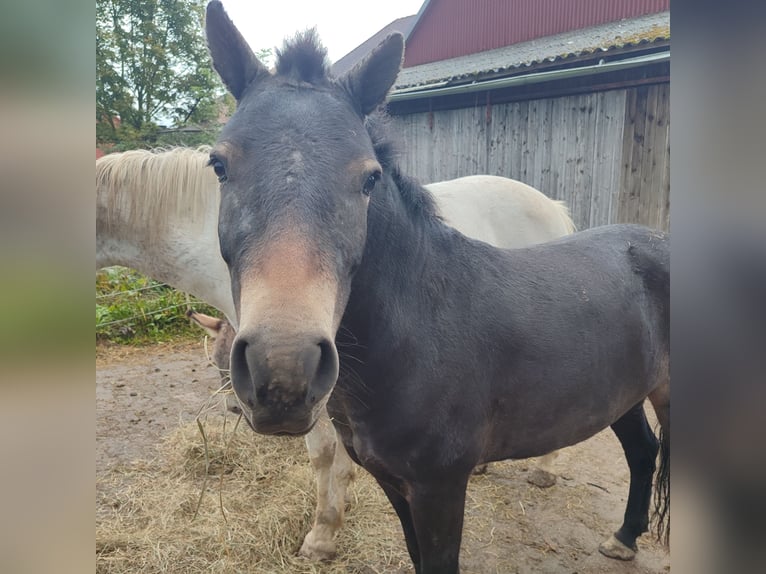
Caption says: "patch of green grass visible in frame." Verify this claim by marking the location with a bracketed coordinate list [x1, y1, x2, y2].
[96, 267, 221, 345]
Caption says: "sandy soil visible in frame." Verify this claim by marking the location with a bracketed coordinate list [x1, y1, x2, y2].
[96, 341, 670, 573]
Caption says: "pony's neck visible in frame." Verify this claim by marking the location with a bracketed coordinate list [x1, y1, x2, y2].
[344, 172, 449, 339]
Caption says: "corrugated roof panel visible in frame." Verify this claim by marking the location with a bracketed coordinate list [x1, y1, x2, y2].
[404, 0, 670, 66]
[395, 11, 669, 89]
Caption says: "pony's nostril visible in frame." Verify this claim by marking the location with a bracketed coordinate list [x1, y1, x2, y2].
[309, 337, 339, 400]
[229, 337, 256, 404]
[315, 338, 336, 381]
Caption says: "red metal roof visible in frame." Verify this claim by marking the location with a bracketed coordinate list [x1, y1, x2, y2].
[404, 0, 670, 67]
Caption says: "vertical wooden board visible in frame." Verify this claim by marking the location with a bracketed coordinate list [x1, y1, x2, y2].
[548, 94, 566, 204]
[459, 104, 487, 176]
[418, 112, 433, 182]
[619, 85, 649, 225]
[647, 83, 670, 231]
[578, 94, 596, 230]
[496, 101, 520, 181]
[393, 114, 411, 177]
[638, 84, 660, 229]
[659, 83, 671, 230]
[479, 101, 490, 174]
[457, 106, 475, 177]
[520, 100, 533, 185]
[588, 92, 605, 228]
[558, 95, 581, 228]
[489, 101, 509, 177]
[570, 95, 586, 229]
[486, 102, 505, 176]
[589, 90, 626, 229]
[606, 90, 627, 227]
[572, 95, 589, 231]
[438, 108, 452, 179]
[528, 96, 550, 197]
[511, 101, 527, 182]
[534, 98, 549, 190]
[527, 98, 541, 191]
[433, 108, 453, 180]
[436, 110, 446, 181]
[538, 97, 555, 200]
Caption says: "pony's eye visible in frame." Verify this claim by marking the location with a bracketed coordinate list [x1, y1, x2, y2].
[209, 158, 228, 182]
[363, 171, 381, 196]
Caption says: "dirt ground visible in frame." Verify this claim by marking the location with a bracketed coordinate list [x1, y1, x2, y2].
[96, 340, 670, 573]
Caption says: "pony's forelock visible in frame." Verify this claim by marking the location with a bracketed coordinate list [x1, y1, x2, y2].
[275, 28, 331, 84]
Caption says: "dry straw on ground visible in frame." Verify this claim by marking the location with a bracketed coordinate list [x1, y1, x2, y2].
[94, 407, 580, 574]
[96, 407, 412, 574]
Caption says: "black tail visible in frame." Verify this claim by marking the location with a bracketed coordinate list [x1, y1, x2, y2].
[652, 425, 670, 545]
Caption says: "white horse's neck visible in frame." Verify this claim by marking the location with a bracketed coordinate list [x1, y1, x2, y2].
[97, 218, 235, 323]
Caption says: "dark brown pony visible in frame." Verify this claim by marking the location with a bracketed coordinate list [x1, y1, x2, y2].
[205, 3, 669, 572]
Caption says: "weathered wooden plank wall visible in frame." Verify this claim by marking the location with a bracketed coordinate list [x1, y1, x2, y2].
[391, 82, 670, 231]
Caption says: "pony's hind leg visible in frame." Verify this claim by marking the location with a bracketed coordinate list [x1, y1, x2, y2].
[599, 402, 659, 561]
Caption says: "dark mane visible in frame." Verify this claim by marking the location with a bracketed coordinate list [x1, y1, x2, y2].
[275, 28, 331, 85]
[364, 109, 441, 222]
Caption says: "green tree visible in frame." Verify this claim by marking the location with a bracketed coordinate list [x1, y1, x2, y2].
[96, 0, 224, 147]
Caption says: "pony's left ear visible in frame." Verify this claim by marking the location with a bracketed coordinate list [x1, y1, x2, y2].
[341, 33, 404, 116]
[205, 1, 268, 101]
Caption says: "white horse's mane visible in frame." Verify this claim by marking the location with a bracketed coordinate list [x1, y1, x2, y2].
[96, 146, 216, 239]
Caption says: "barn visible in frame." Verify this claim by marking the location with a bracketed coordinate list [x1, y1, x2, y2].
[335, 0, 670, 231]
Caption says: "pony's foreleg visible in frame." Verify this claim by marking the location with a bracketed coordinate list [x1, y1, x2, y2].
[599, 402, 659, 560]
[527, 450, 559, 488]
[406, 476, 470, 574]
[378, 480, 421, 571]
[299, 410, 350, 561]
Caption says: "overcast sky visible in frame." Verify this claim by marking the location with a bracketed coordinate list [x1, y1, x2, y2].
[217, 0, 425, 65]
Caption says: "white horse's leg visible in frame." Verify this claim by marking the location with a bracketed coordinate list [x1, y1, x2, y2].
[299, 409, 354, 560]
[527, 450, 559, 488]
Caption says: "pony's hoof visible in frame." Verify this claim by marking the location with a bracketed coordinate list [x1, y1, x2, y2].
[527, 467, 557, 488]
[473, 464, 489, 475]
[598, 534, 637, 561]
[298, 532, 336, 562]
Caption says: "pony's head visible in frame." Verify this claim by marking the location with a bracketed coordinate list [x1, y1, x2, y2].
[205, 1, 403, 435]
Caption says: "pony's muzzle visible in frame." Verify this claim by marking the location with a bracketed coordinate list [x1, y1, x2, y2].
[229, 329, 339, 435]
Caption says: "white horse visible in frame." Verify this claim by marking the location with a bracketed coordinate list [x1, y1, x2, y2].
[96, 147, 574, 560]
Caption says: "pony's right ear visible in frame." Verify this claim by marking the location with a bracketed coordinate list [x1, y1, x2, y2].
[205, 1, 268, 101]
